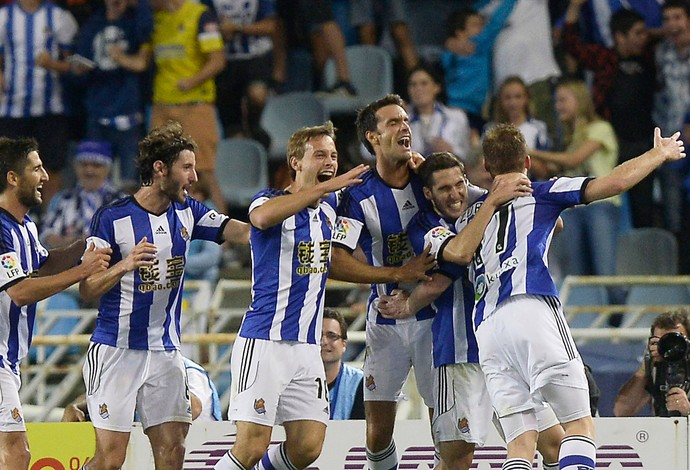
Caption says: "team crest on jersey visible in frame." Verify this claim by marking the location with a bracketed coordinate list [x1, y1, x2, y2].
[10, 407, 22, 423]
[99, 403, 110, 419]
[458, 417, 470, 433]
[0, 253, 21, 279]
[180, 226, 190, 241]
[254, 398, 267, 415]
[365, 375, 376, 391]
[333, 219, 349, 241]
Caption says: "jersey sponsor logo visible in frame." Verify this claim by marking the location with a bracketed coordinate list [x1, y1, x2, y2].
[295, 240, 330, 276]
[474, 256, 519, 301]
[333, 219, 349, 241]
[386, 232, 413, 264]
[254, 398, 266, 415]
[401, 200, 415, 211]
[0, 253, 21, 279]
[99, 403, 109, 419]
[138, 257, 185, 292]
[10, 407, 22, 423]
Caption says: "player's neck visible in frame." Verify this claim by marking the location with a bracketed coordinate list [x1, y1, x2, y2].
[134, 186, 171, 215]
[376, 159, 410, 188]
[0, 194, 28, 223]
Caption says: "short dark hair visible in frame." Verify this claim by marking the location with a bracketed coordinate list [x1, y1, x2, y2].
[610, 8, 645, 36]
[651, 309, 690, 337]
[137, 121, 197, 186]
[356, 94, 405, 156]
[286, 121, 336, 181]
[0, 137, 39, 192]
[323, 307, 348, 340]
[417, 152, 465, 188]
[662, 0, 690, 18]
[446, 8, 479, 38]
[482, 123, 527, 177]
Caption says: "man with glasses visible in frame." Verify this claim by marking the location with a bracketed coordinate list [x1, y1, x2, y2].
[321, 308, 364, 420]
[614, 309, 690, 417]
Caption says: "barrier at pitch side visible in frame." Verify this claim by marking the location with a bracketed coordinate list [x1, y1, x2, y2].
[26, 418, 688, 469]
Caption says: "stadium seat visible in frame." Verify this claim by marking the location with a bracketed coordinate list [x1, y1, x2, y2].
[259, 92, 328, 161]
[616, 227, 678, 275]
[215, 138, 269, 208]
[319, 45, 394, 115]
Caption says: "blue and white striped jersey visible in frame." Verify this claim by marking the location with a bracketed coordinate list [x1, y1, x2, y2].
[0, 209, 48, 372]
[407, 207, 478, 368]
[456, 177, 589, 330]
[333, 169, 433, 324]
[239, 189, 337, 344]
[87, 196, 228, 351]
[0, 2, 78, 117]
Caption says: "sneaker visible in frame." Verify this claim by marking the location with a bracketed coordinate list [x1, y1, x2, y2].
[328, 80, 357, 96]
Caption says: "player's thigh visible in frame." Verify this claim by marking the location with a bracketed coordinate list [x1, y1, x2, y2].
[83, 343, 143, 432]
[363, 323, 414, 402]
[0, 368, 25, 432]
[276, 343, 329, 425]
[137, 350, 192, 430]
[407, 319, 435, 407]
[432, 363, 492, 446]
[93, 427, 131, 466]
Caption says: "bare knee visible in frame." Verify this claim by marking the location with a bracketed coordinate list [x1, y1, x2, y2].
[286, 438, 324, 469]
[0, 445, 30, 470]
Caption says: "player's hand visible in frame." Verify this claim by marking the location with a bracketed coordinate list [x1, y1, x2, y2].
[408, 152, 425, 172]
[654, 127, 686, 162]
[665, 387, 689, 416]
[122, 237, 157, 272]
[35, 51, 53, 70]
[79, 243, 112, 279]
[378, 288, 413, 319]
[319, 164, 368, 193]
[177, 77, 195, 93]
[396, 245, 434, 282]
[487, 172, 532, 207]
[61, 403, 86, 422]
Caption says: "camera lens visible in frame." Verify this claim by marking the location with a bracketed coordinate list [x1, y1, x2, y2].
[658, 332, 690, 362]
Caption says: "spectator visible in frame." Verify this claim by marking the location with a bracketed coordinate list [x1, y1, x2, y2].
[70, 0, 153, 188]
[210, 0, 276, 146]
[147, 0, 228, 214]
[615, 309, 690, 417]
[0, 0, 79, 208]
[530, 79, 620, 279]
[40, 140, 127, 250]
[564, 0, 657, 229]
[321, 307, 364, 420]
[441, 0, 516, 137]
[484, 76, 554, 183]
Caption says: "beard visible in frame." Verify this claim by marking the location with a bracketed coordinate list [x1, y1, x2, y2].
[17, 184, 41, 208]
[161, 176, 186, 203]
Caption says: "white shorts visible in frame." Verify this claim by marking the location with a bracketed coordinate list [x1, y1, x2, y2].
[0, 367, 24, 432]
[476, 295, 590, 425]
[228, 336, 329, 426]
[363, 319, 434, 407]
[432, 363, 492, 445]
[83, 343, 192, 432]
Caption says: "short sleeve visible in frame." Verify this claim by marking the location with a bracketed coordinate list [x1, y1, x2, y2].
[197, 8, 224, 54]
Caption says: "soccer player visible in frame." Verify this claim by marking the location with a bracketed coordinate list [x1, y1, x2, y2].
[378, 151, 563, 470]
[0, 137, 111, 470]
[79, 121, 250, 470]
[445, 124, 684, 470]
[329, 94, 445, 470]
[213, 122, 368, 470]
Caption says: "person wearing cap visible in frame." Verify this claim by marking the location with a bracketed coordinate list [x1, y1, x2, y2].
[40, 140, 127, 249]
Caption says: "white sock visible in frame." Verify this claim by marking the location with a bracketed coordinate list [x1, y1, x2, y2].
[213, 450, 248, 470]
[433, 445, 441, 469]
[559, 435, 596, 470]
[366, 440, 398, 470]
[256, 442, 298, 470]
[502, 458, 532, 470]
[542, 462, 559, 470]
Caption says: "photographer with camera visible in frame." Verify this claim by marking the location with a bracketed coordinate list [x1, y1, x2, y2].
[614, 309, 690, 417]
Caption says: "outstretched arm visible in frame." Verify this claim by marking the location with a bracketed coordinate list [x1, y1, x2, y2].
[329, 245, 434, 284]
[250, 165, 368, 230]
[584, 128, 685, 203]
